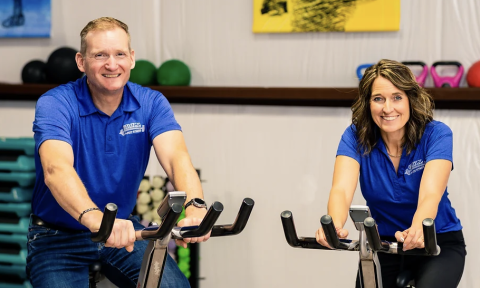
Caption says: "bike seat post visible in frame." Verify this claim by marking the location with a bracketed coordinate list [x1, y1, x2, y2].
[137, 192, 186, 288]
[88, 261, 104, 288]
[349, 206, 383, 288]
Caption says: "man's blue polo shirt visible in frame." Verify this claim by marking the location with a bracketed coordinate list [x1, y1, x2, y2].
[337, 120, 462, 237]
[32, 77, 181, 230]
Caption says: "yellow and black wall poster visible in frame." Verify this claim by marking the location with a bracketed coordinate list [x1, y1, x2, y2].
[253, 0, 400, 33]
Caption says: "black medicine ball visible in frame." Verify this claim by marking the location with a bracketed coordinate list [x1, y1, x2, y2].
[45, 47, 84, 84]
[21, 60, 47, 84]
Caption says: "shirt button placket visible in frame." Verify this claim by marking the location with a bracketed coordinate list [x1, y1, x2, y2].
[106, 123, 115, 153]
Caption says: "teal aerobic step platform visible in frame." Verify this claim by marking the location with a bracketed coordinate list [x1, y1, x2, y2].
[0, 281, 32, 288]
[0, 263, 27, 280]
[0, 138, 35, 156]
[0, 172, 35, 187]
[0, 203, 31, 218]
[0, 263, 32, 288]
[0, 234, 27, 265]
[0, 186, 33, 203]
[0, 234, 27, 249]
[0, 155, 35, 172]
[0, 247, 27, 265]
[0, 217, 29, 234]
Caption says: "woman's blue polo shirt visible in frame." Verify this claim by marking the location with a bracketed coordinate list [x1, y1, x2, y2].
[32, 77, 181, 230]
[337, 120, 462, 236]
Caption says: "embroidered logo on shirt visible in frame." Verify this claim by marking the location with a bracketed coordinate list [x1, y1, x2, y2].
[119, 122, 145, 136]
[404, 159, 425, 175]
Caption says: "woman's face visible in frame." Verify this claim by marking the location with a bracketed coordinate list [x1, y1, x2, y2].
[369, 76, 410, 138]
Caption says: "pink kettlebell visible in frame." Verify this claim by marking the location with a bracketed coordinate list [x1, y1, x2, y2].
[402, 61, 429, 87]
[430, 61, 464, 88]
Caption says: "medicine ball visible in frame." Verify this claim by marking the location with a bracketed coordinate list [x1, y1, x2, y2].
[129, 60, 157, 86]
[466, 60, 480, 87]
[21, 60, 47, 84]
[45, 47, 84, 84]
[156, 59, 191, 86]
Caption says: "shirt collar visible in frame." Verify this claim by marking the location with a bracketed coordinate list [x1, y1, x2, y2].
[75, 77, 141, 116]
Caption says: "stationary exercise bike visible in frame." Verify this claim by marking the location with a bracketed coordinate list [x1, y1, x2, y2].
[280, 205, 440, 288]
[91, 192, 254, 288]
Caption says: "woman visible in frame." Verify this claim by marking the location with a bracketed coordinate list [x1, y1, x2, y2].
[315, 59, 466, 287]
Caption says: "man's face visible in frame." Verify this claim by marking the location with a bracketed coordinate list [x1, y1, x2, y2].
[76, 27, 135, 97]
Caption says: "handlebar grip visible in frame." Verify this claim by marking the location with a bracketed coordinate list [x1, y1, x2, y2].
[281, 211, 300, 247]
[140, 203, 183, 241]
[422, 218, 440, 255]
[320, 215, 340, 249]
[174, 201, 224, 239]
[211, 198, 254, 237]
[91, 203, 118, 242]
[281, 211, 328, 249]
[364, 217, 389, 252]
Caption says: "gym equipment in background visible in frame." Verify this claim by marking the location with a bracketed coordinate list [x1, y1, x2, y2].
[356, 63, 374, 80]
[402, 61, 428, 87]
[45, 47, 84, 84]
[157, 59, 191, 86]
[430, 61, 464, 88]
[21, 60, 47, 84]
[466, 60, 480, 88]
[129, 60, 157, 86]
[0, 138, 36, 288]
[281, 205, 440, 288]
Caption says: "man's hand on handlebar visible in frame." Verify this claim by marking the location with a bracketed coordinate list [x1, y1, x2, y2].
[395, 226, 425, 251]
[104, 219, 136, 252]
[315, 226, 349, 249]
[83, 209, 136, 252]
[176, 206, 211, 248]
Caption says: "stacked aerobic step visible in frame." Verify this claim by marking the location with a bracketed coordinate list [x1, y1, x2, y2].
[0, 137, 35, 288]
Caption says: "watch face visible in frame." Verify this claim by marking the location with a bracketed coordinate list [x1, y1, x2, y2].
[194, 198, 205, 205]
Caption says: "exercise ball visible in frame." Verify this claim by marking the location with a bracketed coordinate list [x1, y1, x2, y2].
[21, 60, 47, 84]
[466, 60, 480, 87]
[156, 59, 191, 86]
[129, 60, 157, 85]
[46, 47, 83, 84]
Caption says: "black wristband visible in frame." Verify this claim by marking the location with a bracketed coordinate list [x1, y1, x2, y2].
[78, 207, 101, 224]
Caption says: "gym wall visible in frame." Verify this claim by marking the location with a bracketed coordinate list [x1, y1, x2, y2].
[0, 1, 479, 287]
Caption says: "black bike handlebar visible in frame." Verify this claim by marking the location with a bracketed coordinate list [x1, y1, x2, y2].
[171, 201, 224, 239]
[211, 198, 255, 237]
[320, 215, 353, 250]
[136, 197, 255, 241]
[90, 203, 118, 242]
[139, 203, 183, 240]
[363, 217, 441, 256]
[281, 210, 331, 250]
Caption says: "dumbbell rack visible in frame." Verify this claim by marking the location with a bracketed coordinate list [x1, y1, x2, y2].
[0, 137, 36, 288]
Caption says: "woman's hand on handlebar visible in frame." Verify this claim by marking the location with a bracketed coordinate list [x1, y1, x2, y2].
[315, 226, 349, 249]
[395, 226, 424, 251]
[176, 207, 211, 248]
[104, 219, 136, 252]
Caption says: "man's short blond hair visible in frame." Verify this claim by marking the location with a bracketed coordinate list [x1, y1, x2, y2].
[80, 17, 130, 55]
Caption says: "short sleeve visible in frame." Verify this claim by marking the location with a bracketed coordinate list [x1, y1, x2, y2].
[32, 95, 73, 152]
[425, 122, 453, 164]
[148, 92, 182, 141]
[336, 125, 361, 164]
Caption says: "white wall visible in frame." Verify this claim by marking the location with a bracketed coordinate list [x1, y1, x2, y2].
[1, 1, 479, 287]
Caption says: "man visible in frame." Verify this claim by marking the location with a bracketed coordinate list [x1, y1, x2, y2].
[27, 17, 207, 287]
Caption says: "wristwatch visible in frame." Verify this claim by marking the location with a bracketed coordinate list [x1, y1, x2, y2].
[185, 198, 207, 210]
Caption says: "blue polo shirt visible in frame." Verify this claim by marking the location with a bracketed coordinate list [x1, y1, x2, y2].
[32, 77, 181, 230]
[337, 120, 462, 237]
